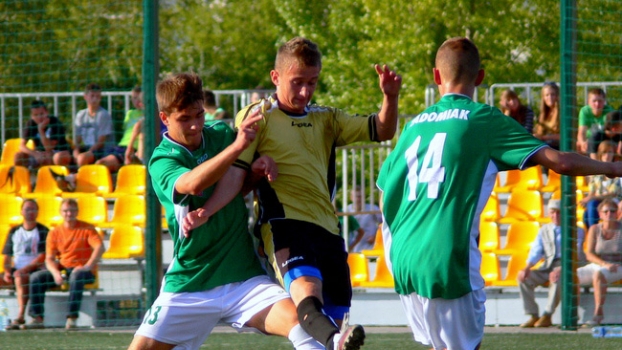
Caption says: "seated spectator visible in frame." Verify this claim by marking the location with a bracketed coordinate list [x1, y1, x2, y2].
[203, 89, 227, 123]
[499, 89, 534, 133]
[580, 140, 622, 229]
[518, 199, 585, 328]
[23, 198, 105, 330]
[338, 214, 365, 253]
[346, 186, 382, 253]
[72, 83, 115, 168]
[96, 86, 144, 172]
[14, 100, 72, 168]
[2, 199, 49, 330]
[588, 110, 622, 159]
[533, 82, 560, 149]
[577, 198, 622, 326]
[577, 88, 615, 158]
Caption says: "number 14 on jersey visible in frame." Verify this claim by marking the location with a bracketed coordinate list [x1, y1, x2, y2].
[405, 133, 447, 201]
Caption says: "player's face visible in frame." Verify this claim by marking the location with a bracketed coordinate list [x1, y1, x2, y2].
[31, 106, 48, 124]
[588, 94, 605, 116]
[542, 87, 558, 108]
[161, 101, 205, 150]
[271, 61, 320, 114]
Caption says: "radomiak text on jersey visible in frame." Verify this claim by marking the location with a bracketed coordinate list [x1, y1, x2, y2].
[410, 109, 470, 125]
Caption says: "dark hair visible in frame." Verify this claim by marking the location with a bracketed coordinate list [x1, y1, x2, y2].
[203, 90, 216, 107]
[85, 83, 101, 93]
[588, 87, 606, 98]
[156, 73, 204, 114]
[605, 110, 622, 130]
[21, 199, 38, 210]
[132, 85, 142, 93]
[30, 100, 46, 109]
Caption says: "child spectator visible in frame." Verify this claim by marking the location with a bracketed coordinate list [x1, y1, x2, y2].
[96, 86, 144, 172]
[14, 100, 72, 168]
[203, 89, 227, 123]
[499, 89, 534, 133]
[72, 83, 115, 167]
[577, 88, 614, 158]
[533, 82, 560, 149]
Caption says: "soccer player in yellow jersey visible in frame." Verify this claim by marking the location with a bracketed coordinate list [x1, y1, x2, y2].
[183, 37, 402, 350]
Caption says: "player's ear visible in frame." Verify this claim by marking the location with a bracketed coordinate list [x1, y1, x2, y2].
[270, 69, 279, 86]
[159, 111, 169, 126]
[474, 69, 485, 87]
[433, 68, 442, 85]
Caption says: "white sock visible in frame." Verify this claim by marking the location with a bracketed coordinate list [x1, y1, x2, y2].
[288, 324, 325, 350]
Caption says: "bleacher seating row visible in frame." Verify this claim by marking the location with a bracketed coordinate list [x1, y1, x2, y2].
[494, 167, 589, 194]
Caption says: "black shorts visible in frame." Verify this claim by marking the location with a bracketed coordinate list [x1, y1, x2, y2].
[261, 219, 352, 316]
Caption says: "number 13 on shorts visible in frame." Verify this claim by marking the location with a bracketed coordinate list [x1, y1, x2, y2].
[405, 133, 447, 201]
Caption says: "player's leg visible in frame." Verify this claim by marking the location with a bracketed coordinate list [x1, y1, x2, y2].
[401, 289, 485, 350]
[263, 219, 364, 350]
[131, 290, 221, 350]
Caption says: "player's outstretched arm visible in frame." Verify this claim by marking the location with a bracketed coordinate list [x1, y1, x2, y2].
[531, 146, 621, 177]
[374, 64, 402, 141]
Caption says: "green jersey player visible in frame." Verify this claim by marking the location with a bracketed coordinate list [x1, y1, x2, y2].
[128, 73, 321, 350]
[378, 37, 622, 350]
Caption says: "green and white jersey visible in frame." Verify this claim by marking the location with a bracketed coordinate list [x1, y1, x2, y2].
[377, 94, 546, 299]
[149, 122, 265, 293]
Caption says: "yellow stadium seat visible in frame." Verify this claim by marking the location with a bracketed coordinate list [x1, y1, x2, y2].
[361, 225, 384, 258]
[76, 196, 108, 226]
[62, 164, 112, 198]
[103, 164, 146, 199]
[359, 255, 394, 288]
[498, 189, 545, 224]
[480, 252, 501, 287]
[1, 138, 34, 165]
[495, 221, 540, 256]
[347, 253, 369, 287]
[0, 165, 31, 196]
[576, 176, 589, 193]
[102, 224, 145, 259]
[0, 224, 10, 274]
[0, 194, 24, 226]
[494, 252, 529, 287]
[479, 221, 500, 252]
[481, 192, 500, 222]
[541, 170, 561, 193]
[494, 169, 521, 193]
[101, 194, 146, 229]
[22, 165, 69, 199]
[35, 195, 63, 228]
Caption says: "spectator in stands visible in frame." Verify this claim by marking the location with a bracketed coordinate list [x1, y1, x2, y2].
[96, 85, 144, 172]
[338, 213, 365, 253]
[72, 83, 115, 168]
[577, 88, 615, 158]
[346, 186, 383, 253]
[251, 85, 266, 104]
[499, 89, 534, 133]
[533, 82, 560, 149]
[580, 140, 622, 229]
[14, 100, 72, 168]
[577, 198, 622, 326]
[203, 89, 227, 123]
[588, 110, 622, 160]
[23, 198, 104, 330]
[2, 199, 49, 330]
[517, 199, 585, 328]
[128, 73, 322, 350]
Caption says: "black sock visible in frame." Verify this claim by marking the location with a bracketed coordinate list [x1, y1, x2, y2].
[297, 296, 339, 347]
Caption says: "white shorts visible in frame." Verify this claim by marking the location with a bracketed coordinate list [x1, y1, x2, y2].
[400, 289, 485, 350]
[577, 263, 622, 285]
[134, 275, 290, 350]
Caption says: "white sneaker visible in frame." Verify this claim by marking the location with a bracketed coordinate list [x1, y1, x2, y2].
[333, 313, 365, 350]
[65, 318, 77, 330]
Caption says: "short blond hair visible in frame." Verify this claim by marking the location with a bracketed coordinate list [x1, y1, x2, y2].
[275, 37, 322, 72]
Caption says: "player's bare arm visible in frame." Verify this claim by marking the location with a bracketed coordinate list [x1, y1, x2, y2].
[175, 111, 263, 196]
[374, 64, 402, 141]
[531, 146, 622, 177]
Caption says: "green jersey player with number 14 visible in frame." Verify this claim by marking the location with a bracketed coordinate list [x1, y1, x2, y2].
[378, 37, 622, 350]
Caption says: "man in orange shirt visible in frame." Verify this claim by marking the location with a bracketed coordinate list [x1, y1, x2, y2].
[23, 198, 105, 330]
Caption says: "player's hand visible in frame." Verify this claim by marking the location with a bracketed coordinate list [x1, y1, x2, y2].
[234, 110, 263, 151]
[182, 208, 209, 237]
[375, 64, 402, 98]
[251, 155, 277, 182]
